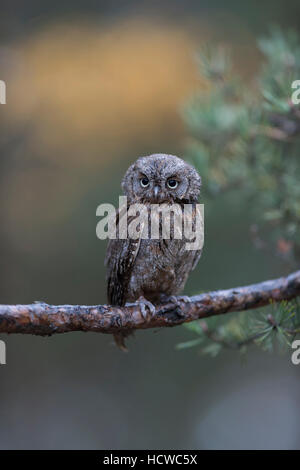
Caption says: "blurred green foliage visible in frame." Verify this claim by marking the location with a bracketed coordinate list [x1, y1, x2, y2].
[177, 300, 300, 355]
[181, 28, 300, 355]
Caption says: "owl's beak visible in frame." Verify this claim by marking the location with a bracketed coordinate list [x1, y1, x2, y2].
[154, 185, 160, 198]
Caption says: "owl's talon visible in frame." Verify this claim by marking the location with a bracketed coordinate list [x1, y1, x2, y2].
[136, 297, 156, 320]
[158, 295, 189, 317]
[161, 295, 190, 304]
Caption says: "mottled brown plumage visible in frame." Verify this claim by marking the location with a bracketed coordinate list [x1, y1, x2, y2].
[105, 153, 202, 349]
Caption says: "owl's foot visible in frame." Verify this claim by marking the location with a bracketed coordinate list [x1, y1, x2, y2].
[136, 296, 156, 320]
[160, 294, 190, 305]
[158, 295, 189, 317]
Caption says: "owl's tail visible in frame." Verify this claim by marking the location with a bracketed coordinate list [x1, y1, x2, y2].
[113, 331, 133, 352]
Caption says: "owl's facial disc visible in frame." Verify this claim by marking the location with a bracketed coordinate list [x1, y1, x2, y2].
[121, 154, 201, 204]
[139, 176, 183, 203]
[135, 166, 187, 203]
[140, 175, 168, 202]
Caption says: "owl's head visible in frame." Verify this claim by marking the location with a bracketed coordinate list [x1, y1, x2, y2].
[122, 154, 201, 204]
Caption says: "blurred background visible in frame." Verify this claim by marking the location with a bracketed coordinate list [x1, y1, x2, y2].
[0, 0, 299, 450]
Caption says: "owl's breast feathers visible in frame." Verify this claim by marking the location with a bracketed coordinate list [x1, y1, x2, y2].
[105, 203, 201, 306]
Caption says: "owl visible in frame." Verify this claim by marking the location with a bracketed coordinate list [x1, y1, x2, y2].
[105, 153, 202, 349]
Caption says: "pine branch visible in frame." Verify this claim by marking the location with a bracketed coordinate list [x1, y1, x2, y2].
[0, 270, 299, 337]
[198, 319, 265, 350]
[197, 312, 300, 352]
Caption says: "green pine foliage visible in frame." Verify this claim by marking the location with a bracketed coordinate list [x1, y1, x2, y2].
[180, 28, 300, 355]
[177, 300, 300, 356]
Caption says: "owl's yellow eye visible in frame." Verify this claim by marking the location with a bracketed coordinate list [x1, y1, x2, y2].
[140, 177, 150, 188]
[167, 179, 178, 189]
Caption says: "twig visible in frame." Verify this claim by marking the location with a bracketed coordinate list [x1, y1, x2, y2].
[0, 270, 299, 337]
[199, 320, 267, 350]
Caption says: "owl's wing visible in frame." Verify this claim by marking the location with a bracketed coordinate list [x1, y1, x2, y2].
[105, 210, 142, 306]
[105, 238, 141, 306]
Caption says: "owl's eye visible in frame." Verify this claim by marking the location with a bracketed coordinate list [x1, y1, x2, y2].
[140, 177, 150, 188]
[167, 179, 178, 189]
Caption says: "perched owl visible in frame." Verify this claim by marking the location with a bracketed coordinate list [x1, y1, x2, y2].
[105, 153, 202, 349]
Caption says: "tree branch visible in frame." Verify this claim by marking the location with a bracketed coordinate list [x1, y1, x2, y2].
[0, 270, 299, 336]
